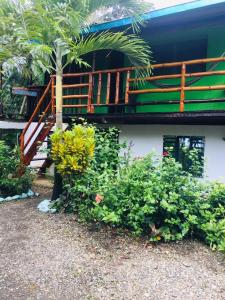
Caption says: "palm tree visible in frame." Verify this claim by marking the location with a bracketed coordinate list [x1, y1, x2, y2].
[0, 0, 152, 129]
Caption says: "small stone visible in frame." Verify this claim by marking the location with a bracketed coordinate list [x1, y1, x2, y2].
[20, 193, 27, 199]
[5, 197, 12, 201]
[11, 195, 20, 200]
[27, 189, 34, 197]
[37, 199, 56, 213]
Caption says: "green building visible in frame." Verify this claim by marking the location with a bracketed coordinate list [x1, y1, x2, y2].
[11, 0, 225, 181]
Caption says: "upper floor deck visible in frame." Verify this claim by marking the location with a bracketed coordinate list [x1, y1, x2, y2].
[14, 55, 225, 128]
[50, 56, 225, 116]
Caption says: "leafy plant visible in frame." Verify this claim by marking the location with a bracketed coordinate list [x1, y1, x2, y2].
[93, 127, 127, 172]
[0, 141, 33, 196]
[50, 124, 95, 176]
[197, 183, 225, 251]
[52, 124, 225, 253]
[88, 155, 203, 240]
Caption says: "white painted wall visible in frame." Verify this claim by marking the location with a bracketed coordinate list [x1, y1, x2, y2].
[118, 125, 225, 183]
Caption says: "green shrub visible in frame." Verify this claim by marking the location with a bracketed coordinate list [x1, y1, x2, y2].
[50, 125, 95, 176]
[0, 141, 33, 196]
[93, 127, 127, 172]
[52, 124, 225, 253]
[66, 155, 202, 241]
[0, 129, 21, 148]
[197, 183, 225, 251]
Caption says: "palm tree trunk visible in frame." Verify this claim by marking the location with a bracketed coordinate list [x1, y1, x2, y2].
[52, 45, 63, 201]
[55, 46, 63, 130]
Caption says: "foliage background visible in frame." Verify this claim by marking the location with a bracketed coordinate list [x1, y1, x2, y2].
[0, 141, 33, 196]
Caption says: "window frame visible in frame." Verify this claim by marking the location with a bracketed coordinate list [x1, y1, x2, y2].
[163, 135, 205, 177]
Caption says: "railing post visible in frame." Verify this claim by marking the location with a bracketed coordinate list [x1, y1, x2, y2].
[106, 73, 111, 105]
[180, 63, 186, 112]
[97, 73, 102, 105]
[88, 74, 94, 113]
[51, 77, 55, 114]
[20, 134, 25, 163]
[125, 71, 130, 104]
[115, 72, 120, 104]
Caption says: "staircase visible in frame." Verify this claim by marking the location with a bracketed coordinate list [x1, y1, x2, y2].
[19, 71, 93, 171]
[20, 79, 55, 169]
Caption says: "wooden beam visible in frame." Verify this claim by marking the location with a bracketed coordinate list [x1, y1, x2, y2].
[51, 77, 55, 114]
[125, 71, 130, 104]
[86, 98, 225, 107]
[185, 85, 225, 91]
[88, 74, 94, 113]
[128, 87, 181, 94]
[133, 98, 225, 106]
[153, 57, 225, 69]
[106, 73, 111, 104]
[180, 63, 186, 112]
[54, 94, 88, 99]
[115, 72, 120, 104]
[129, 74, 181, 82]
[186, 70, 225, 78]
[97, 73, 102, 105]
[54, 83, 89, 89]
[60, 104, 88, 108]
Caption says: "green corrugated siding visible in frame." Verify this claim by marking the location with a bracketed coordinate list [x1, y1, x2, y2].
[134, 24, 225, 113]
[63, 23, 225, 115]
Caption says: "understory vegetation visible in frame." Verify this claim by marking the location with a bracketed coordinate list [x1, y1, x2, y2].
[51, 124, 225, 252]
[0, 141, 32, 196]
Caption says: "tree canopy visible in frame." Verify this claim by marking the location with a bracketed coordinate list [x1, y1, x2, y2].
[0, 0, 152, 127]
[0, 0, 152, 75]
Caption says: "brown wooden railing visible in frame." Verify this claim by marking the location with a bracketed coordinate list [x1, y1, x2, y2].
[20, 56, 225, 166]
[50, 56, 225, 114]
[20, 79, 54, 164]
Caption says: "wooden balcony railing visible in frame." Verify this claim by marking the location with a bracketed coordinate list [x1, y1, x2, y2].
[19, 56, 225, 166]
[50, 56, 225, 114]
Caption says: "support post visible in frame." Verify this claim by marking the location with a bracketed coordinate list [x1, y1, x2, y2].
[88, 74, 94, 113]
[51, 77, 55, 114]
[55, 45, 63, 129]
[125, 71, 130, 104]
[180, 63, 186, 112]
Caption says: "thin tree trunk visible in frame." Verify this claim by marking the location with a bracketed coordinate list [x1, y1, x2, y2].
[52, 45, 63, 201]
[51, 168, 63, 201]
[55, 46, 63, 130]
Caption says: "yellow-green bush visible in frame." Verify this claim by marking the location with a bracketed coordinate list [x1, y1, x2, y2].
[50, 125, 95, 176]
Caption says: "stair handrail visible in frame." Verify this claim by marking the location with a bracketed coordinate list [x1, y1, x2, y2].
[20, 78, 53, 159]
[23, 98, 53, 151]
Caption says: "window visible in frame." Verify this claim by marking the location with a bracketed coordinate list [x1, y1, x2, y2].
[163, 136, 205, 177]
[152, 38, 208, 75]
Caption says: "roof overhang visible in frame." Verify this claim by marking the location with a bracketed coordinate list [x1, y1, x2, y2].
[89, 0, 225, 33]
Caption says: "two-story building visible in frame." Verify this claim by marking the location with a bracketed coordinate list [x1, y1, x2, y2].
[12, 0, 225, 181]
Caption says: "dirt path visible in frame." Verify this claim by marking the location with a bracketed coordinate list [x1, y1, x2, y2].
[0, 187, 224, 300]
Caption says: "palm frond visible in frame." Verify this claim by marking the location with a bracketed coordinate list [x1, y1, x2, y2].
[0, 0, 153, 85]
[73, 31, 152, 69]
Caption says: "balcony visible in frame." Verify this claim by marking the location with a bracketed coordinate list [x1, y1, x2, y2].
[19, 56, 225, 165]
[48, 56, 225, 117]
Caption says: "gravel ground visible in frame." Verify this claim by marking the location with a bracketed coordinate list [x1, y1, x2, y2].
[0, 187, 224, 300]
